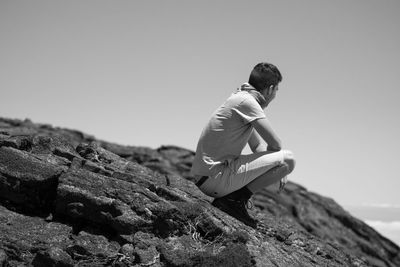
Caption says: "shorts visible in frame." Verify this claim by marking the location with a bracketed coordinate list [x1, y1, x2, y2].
[198, 150, 287, 198]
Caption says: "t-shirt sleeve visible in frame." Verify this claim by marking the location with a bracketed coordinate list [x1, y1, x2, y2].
[232, 97, 266, 123]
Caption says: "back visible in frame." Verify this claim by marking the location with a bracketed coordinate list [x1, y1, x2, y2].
[191, 91, 266, 176]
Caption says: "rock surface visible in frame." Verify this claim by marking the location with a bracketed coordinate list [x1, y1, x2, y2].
[0, 117, 399, 267]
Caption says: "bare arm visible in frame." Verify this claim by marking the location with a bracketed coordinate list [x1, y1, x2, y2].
[248, 130, 267, 153]
[250, 117, 282, 151]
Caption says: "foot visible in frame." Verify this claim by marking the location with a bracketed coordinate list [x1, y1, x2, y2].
[212, 197, 258, 228]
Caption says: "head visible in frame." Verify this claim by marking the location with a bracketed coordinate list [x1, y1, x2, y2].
[248, 62, 282, 103]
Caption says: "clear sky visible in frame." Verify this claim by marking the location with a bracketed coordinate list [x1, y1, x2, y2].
[1, 0, 400, 207]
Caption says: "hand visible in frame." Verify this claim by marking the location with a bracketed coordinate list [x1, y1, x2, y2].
[278, 176, 287, 194]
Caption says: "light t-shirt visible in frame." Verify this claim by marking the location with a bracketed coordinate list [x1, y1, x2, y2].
[191, 90, 266, 176]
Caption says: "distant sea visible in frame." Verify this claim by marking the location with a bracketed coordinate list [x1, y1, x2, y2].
[345, 205, 400, 247]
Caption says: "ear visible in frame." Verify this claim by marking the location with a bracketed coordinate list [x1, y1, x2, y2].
[268, 85, 274, 95]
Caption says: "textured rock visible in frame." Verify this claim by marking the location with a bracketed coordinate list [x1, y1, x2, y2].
[55, 167, 153, 236]
[0, 249, 7, 267]
[0, 146, 64, 214]
[32, 247, 74, 267]
[0, 117, 399, 267]
[0, 205, 73, 266]
[65, 231, 120, 263]
[252, 183, 400, 267]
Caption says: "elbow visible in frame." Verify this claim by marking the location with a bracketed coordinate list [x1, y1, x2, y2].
[273, 139, 283, 150]
[268, 139, 282, 151]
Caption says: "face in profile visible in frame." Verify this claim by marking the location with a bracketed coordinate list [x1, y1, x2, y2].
[262, 84, 279, 105]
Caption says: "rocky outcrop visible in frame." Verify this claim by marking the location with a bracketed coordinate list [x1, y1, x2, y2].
[0, 117, 399, 267]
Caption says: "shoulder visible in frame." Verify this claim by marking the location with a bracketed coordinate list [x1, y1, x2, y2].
[237, 92, 263, 112]
[229, 92, 265, 122]
[227, 91, 254, 105]
[224, 91, 264, 115]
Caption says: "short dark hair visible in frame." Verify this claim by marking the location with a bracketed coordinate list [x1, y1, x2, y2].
[248, 62, 282, 91]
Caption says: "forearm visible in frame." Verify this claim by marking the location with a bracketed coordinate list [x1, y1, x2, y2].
[251, 118, 282, 151]
[248, 138, 281, 153]
[251, 142, 281, 153]
[252, 143, 268, 153]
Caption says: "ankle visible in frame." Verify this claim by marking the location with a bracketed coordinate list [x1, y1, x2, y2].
[224, 186, 253, 201]
[241, 186, 253, 199]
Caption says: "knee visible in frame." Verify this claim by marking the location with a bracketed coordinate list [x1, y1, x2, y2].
[283, 150, 296, 174]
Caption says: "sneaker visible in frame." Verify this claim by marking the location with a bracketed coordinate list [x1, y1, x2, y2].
[212, 197, 258, 228]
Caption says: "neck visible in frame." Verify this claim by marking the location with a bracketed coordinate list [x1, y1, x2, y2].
[239, 83, 268, 108]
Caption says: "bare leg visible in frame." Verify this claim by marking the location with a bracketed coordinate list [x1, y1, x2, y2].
[246, 163, 289, 194]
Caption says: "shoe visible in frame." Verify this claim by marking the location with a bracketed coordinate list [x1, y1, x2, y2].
[212, 195, 258, 228]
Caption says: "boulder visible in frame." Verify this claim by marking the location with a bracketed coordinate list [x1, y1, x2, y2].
[0, 147, 64, 214]
[0, 205, 73, 266]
